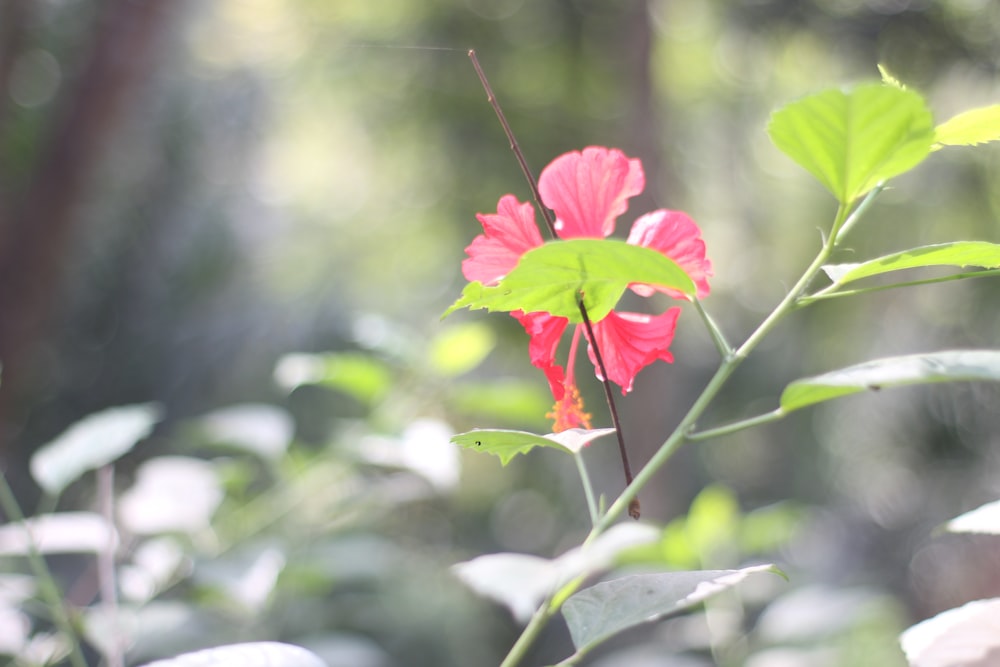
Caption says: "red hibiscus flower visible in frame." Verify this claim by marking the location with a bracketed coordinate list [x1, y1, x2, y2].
[462, 147, 713, 430]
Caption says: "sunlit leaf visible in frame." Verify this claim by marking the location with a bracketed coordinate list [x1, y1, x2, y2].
[946, 499, 1000, 535]
[562, 564, 782, 652]
[450, 428, 615, 464]
[900, 597, 1000, 667]
[780, 350, 1000, 412]
[443, 239, 695, 322]
[0, 512, 116, 555]
[30, 403, 162, 496]
[934, 104, 1000, 149]
[428, 322, 496, 377]
[767, 83, 934, 204]
[877, 63, 906, 89]
[823, 242, 1000, 286]
[138, 642, 327, 667]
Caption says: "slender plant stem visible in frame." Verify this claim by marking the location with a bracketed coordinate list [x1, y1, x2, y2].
[499, 602, 559, 667]
[686, 408, 786, 441]
[0, 472, 89, 667]
[574, 453, 599, 526]
[468, 50, 556, 238]
[577, 297, 640, 519]
[97, 465, 124, 667]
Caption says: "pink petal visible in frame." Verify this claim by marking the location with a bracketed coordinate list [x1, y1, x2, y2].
[585, 309, 681, 395]
[462, 195, 544, 285]
[512, 310, 570, 399]
[538, 147, 644, 239]
[626, 210, 713, 299]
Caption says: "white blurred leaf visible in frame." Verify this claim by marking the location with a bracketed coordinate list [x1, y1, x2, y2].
[901, 597, 1000, 667]
[563, 564, 781, 652]
[0, 512, 116, 555]
[543, 428, 617, 454]
[198, 404, 293, 460]
[118, 457, 222, 535]
[119, 537, 189, 604]
[946, 499, 1000, 535]
[452, 523, 660, 623]
[139, 642, 328, 667]
[359, 418, 460, 492]
[30, 404, 162, 495]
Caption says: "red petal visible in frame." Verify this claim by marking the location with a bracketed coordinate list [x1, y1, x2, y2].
[512, 310, 569, 399]
[585, 309, 681, 394]
[626, 210, 713, 299]
[538, 147, 644, 239]
[462, 195, 544, 285]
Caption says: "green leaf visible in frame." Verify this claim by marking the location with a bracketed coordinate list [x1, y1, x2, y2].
[877, 63, 906, 89]
[767, 83, 935, 204]
[780, 350, 1000, 412]
[450, 428, 615, 465]
[935, 104, 1000, 148]
[428, 322, 496, 377]
[443, 239, 695, 322]
[822, 241, 1000, 286]
[562, 564, 782, 652]
[30, 404, 162, 496]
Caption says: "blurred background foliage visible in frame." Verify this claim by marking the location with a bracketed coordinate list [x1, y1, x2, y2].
[1, 0, 999, 665]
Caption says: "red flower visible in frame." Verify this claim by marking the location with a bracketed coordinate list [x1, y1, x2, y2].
[462, 147, 712, 426]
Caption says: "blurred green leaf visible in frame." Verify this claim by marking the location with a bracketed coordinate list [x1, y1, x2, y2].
[768, 83, 934, 204]
[274, 352, 392, 405]
[447, 379, 551, 425]
[562, 565, 782, 653]
[740, 502, 804, 555]
[30, 404, 162, 496]
[686, 484, 740, 562]
[822, 242, 1000, 286]
[443, 239, 695, 322]
[780, 350, 1000, 412]
[450, 428, 614, 464]
[934, 104, 1000, 148]
[428, 322, 496, 377]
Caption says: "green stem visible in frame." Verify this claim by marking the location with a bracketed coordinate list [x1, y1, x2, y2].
[499, 602, 559, 667]
[686, 408, 786, 441]
[0, 472, 89, 667]
[574, 453, 599, 526]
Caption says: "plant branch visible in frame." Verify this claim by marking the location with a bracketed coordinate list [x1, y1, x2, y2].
[686, 408, 786, 441]
[577, 296, 640, 519]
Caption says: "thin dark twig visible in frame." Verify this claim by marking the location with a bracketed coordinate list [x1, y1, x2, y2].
[577, 297, 641, 520]
[469, 49, 638, 519]
[468, 50, 557, 239]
